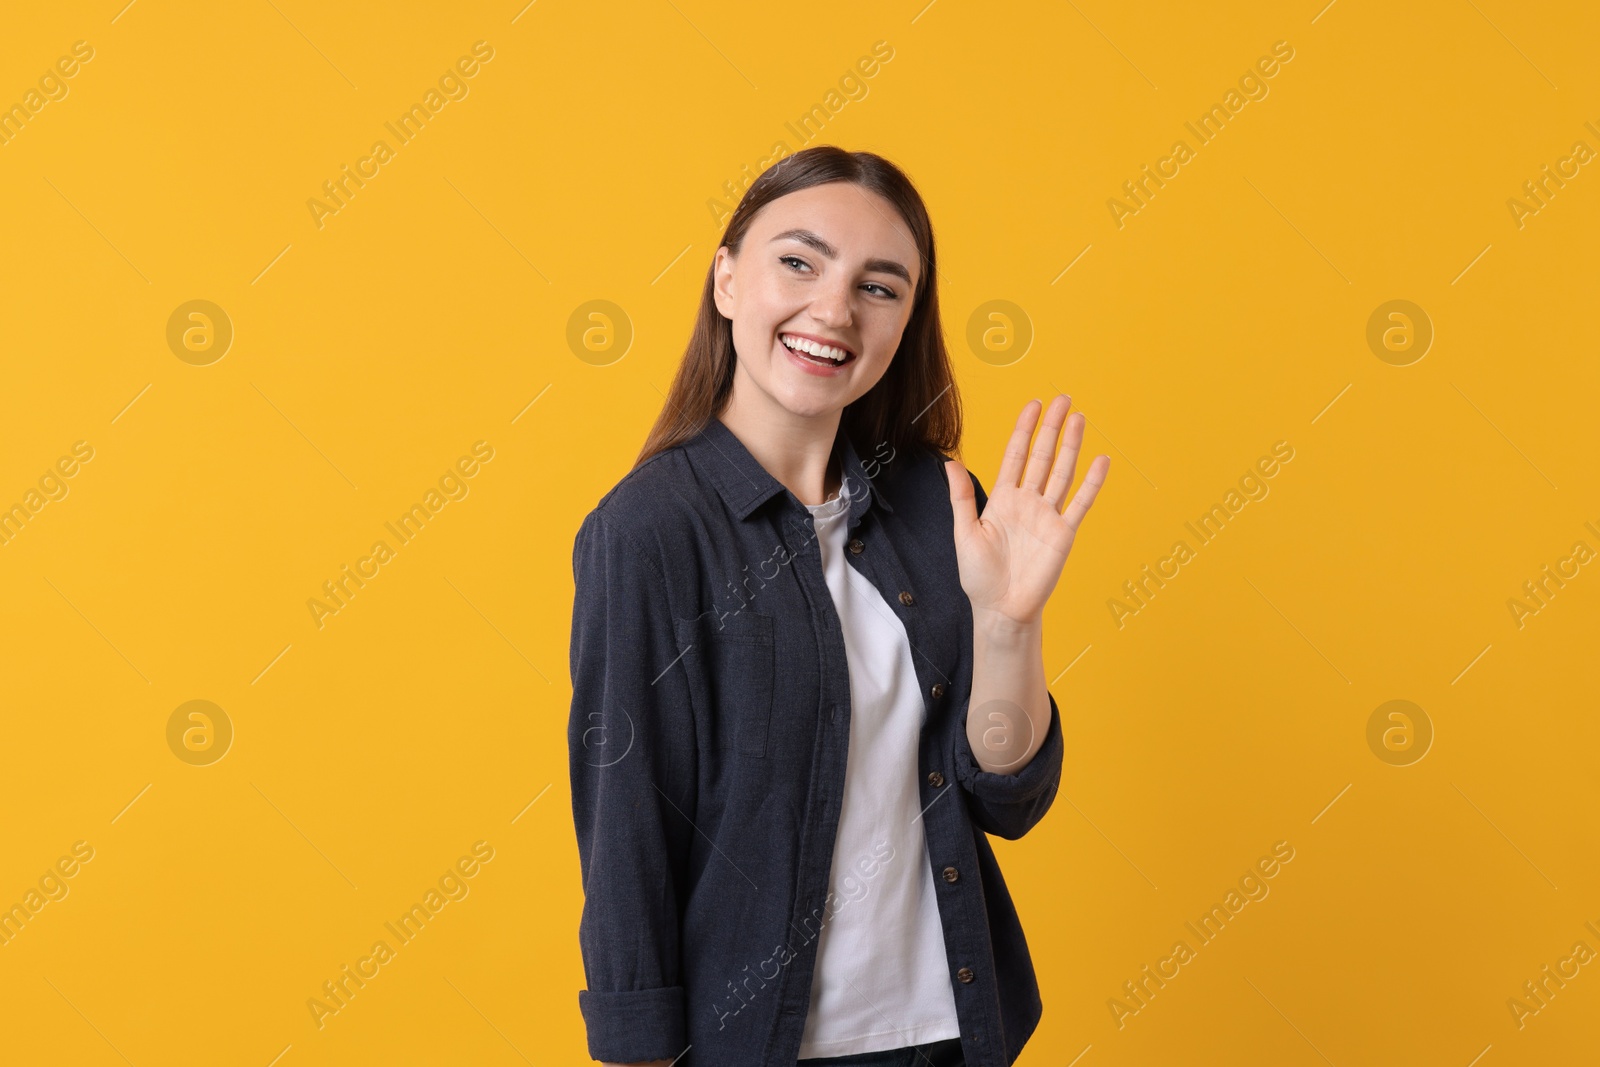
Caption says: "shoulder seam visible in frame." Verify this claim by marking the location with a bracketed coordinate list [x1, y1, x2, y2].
[587, 507, 671, 592]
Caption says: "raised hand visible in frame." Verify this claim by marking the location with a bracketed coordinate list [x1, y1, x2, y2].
[944, 395, 1109, 628]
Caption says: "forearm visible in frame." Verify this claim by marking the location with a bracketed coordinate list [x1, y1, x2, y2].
[966, 610, 1051, 775]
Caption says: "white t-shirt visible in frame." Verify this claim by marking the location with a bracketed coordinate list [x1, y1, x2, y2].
[796, 478, 962, 1058]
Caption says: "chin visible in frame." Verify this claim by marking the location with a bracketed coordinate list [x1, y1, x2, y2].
[777, 395, 846, 421]
[763, 380, 844, 419]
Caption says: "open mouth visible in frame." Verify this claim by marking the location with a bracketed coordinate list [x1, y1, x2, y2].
[779, 332, 856, 368]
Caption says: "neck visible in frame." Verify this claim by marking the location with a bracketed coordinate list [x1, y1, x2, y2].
[717, 387, 842, 507]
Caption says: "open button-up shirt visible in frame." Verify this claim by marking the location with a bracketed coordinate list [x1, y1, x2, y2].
[567, 415, 1065, 1067]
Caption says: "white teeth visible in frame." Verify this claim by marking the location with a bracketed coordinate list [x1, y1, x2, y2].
[781, 334, 849, 362]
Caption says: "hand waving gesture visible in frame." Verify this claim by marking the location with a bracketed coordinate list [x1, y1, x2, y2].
[944, 395, 1109, 628]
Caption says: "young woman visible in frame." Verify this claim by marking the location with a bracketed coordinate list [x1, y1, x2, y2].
[568, 145, 1108, 1067]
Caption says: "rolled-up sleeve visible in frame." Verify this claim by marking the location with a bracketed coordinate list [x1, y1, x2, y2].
[952, 689, 1064, 840]
[568, 509, 697, 1062]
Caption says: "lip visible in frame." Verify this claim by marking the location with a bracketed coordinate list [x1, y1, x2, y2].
[778, 334, 854, 377]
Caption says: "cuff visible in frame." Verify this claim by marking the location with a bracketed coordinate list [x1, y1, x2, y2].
[954, 690, 1063, 804]
[578, 985, 687, 1063]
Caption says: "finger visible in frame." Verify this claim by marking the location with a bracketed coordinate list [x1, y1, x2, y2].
[1021, 394, 1070, 496]
[995, 399, 1042, 489]
[945, 459, 980, 534]
[1042, 410, 1086, 511]
[1060, 454, 1110, 533]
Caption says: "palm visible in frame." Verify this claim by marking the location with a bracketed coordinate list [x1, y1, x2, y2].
[945, 396, 1110, 626]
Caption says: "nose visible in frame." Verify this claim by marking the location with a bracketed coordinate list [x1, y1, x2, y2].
[809, 276, 854, 329]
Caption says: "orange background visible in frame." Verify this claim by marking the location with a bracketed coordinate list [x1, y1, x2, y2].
[1, 1, 1597, 1064]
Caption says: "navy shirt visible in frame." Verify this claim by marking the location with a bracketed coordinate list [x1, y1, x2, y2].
[567, 415, 1064, 1067]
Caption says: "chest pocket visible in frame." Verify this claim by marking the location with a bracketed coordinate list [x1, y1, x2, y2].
[674, 609, 776, 758]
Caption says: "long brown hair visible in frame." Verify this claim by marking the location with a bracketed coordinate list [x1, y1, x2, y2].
[633, 145, 962, 469]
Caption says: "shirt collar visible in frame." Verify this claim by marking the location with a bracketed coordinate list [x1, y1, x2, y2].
[685, 415, 894, 525]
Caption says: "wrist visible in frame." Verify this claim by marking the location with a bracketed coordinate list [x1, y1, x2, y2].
[972, 607, 1043, 643]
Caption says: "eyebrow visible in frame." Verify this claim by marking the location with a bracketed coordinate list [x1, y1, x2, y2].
[769, 228, 913, 286]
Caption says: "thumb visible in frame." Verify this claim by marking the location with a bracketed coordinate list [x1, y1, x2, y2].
[945, 459, 979, 535]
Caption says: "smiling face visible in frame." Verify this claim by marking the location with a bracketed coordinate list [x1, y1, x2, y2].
[712, 181, 922, 424]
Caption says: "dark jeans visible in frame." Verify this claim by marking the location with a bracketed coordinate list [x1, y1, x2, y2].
[797, 1036, 964, 1067]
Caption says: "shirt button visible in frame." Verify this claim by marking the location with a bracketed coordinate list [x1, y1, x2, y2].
[942, 866, 960, 883]
[927, 770, 944, 787]
[898, 591, 915, 606]
[848, 538, 865, 555]
[957, 967, 975, 983]
[930, 682, 946, 699]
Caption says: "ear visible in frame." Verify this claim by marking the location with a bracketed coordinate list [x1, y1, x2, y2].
[711, 246, 736, 319]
